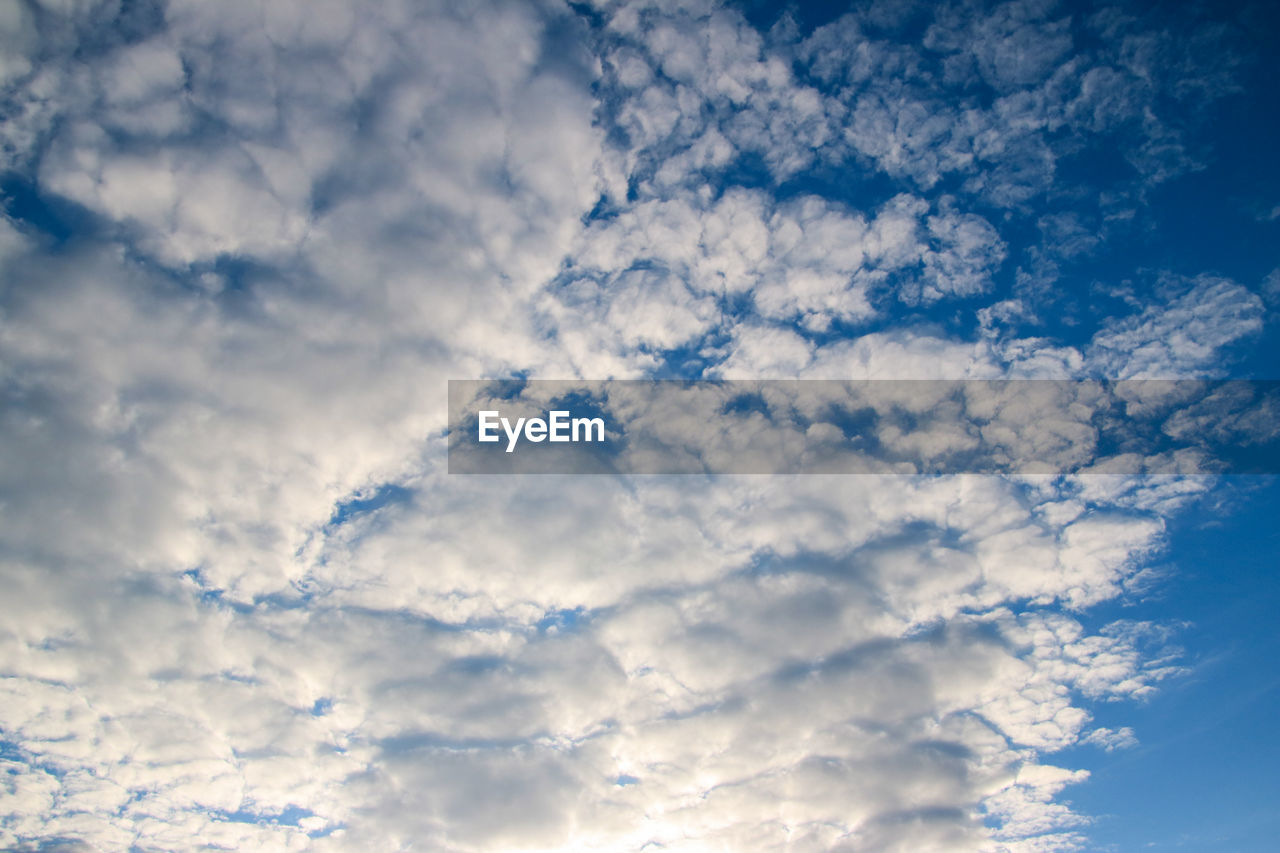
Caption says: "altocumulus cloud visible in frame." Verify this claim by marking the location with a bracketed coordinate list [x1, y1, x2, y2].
[0, 0, 1273, 851]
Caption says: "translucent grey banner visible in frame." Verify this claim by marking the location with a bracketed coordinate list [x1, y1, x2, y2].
[447, 380, 1280, 475]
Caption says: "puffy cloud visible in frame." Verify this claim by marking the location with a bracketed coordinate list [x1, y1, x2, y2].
[0, 0, 1267, 850]
[1080, 725, 1138, 751]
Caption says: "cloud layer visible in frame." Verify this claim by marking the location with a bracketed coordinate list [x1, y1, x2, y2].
[0, 0, 1272, 850]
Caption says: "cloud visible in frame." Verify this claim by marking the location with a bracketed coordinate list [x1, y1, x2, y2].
[1263, 267, 1280, 305]
[1088, 274, 1265, 378]
[925, 0, 1074, 92]
[0, 0, 1268, 850]
[1080, 725, 1138, 751]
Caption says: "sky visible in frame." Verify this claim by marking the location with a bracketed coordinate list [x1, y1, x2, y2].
[1, 0, 1279, 851]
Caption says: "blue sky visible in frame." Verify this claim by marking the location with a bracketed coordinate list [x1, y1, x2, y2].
[1060, 477, 1280, 852]
[1, 0, 1278, 850]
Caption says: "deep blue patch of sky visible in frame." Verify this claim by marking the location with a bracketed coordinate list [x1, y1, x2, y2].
[1062, 477, 1280, 852]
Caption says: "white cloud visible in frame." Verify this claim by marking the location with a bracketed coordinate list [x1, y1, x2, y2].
[1081, 725, 1138, 751]
[0, 0, 1264, 850]
[1088, 275, 1265, 378]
